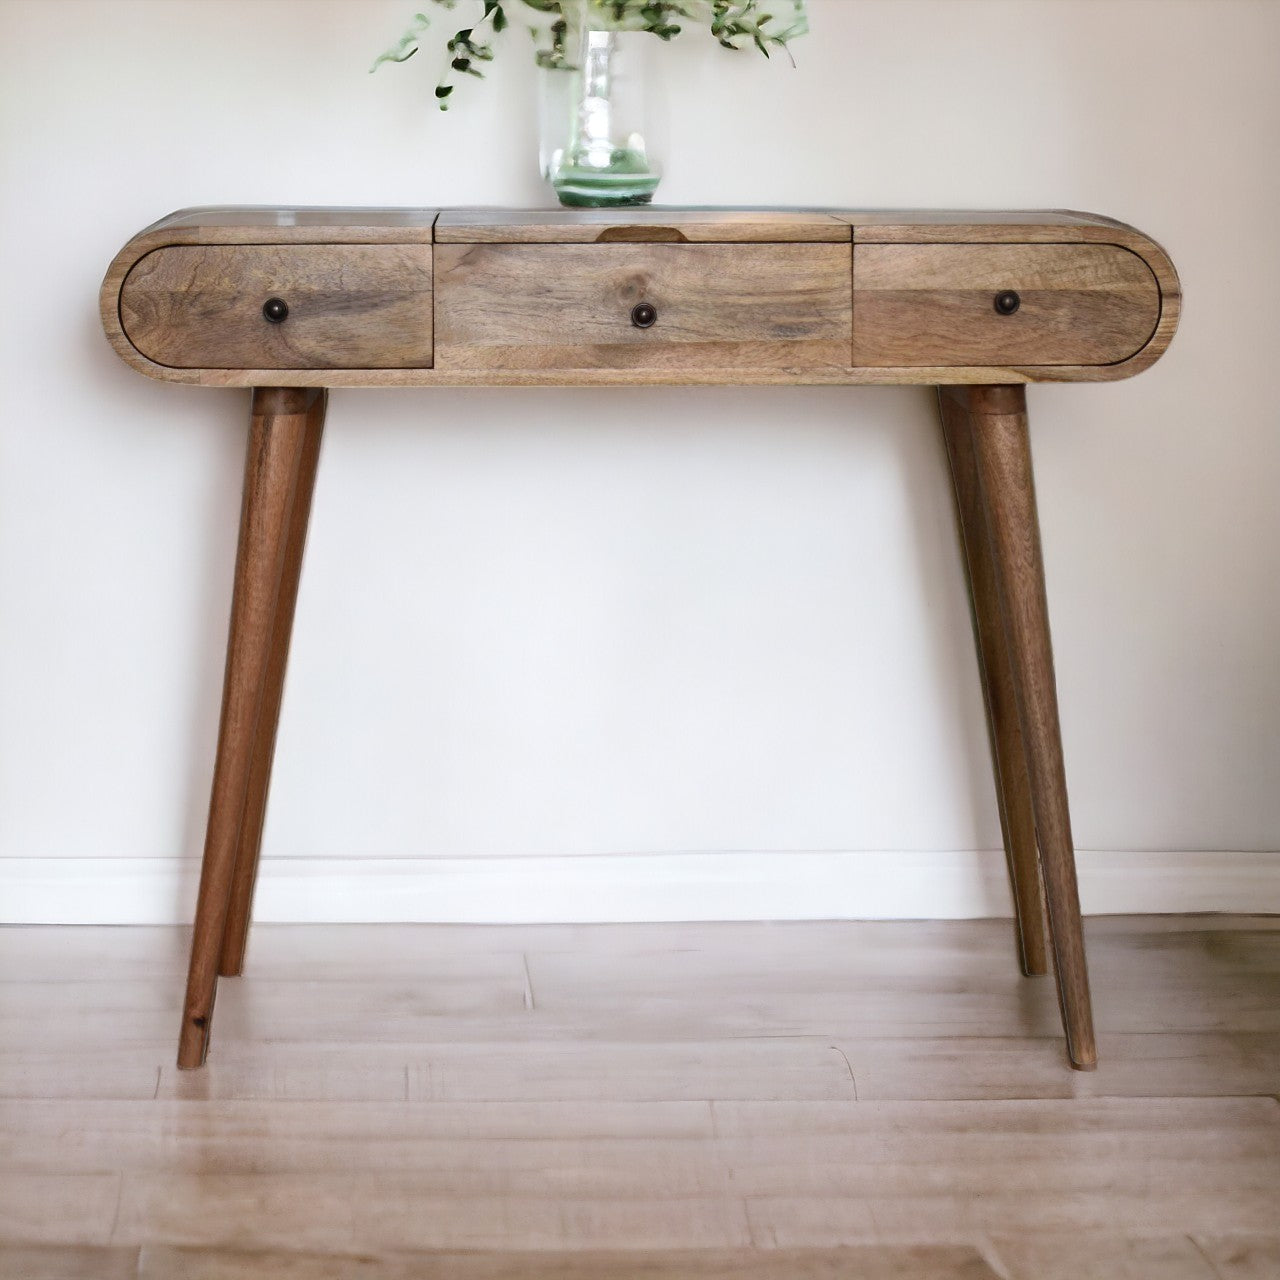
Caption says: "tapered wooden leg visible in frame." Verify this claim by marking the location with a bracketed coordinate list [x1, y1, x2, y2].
[218, 390, 326, 978]
[951, 384, 1097, 1070]
[938, 390, 1049, 977]
[177, 388, 319, 1069]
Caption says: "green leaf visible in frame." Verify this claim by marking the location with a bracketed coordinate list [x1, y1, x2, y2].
[376, 0, 807, 89]
[369, 10, 431, 73]
[370, 40, 420, 72]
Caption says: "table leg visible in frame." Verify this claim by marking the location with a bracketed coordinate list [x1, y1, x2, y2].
[177, 387, 317, 1069]
[938, 389, 1049, 977]
[218, 389, 326, 978]
[948, 384, 1098, 1070]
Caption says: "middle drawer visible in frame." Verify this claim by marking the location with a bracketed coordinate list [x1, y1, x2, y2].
[433, 244, 853, 372]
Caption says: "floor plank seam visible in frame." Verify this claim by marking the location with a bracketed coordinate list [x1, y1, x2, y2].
[975, 1233, 1015, 1280]
[1188, 1234, 1228, 1279]
[107, 1171, 124, 1248]
[521, 953, 535, 1011]
[5, 920, 1278, 1259]
[828, 1043, 858, 1098]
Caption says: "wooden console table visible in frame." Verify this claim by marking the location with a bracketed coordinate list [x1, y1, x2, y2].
[100, 207, 1180, 1071]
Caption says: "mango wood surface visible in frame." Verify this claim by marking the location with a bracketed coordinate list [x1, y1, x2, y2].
[841, 209, 1152, 238]
[217, 393, 326, 978]
[98, 207, 1178, 1075]
[100, 206, 1180, 386]
[121, 245, 433, 370]
[947, 385, 1096, 1068]
[853, 243, 1159, 367]
[435, 207, 851, 243]
[177, 389, 321, 1069]
[133, 206, 440, 240]
[938, 392, 1048, 977]
[434, 243, 852, 372]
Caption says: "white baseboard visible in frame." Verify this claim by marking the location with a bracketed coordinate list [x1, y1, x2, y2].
[1, 849, 1276, 925]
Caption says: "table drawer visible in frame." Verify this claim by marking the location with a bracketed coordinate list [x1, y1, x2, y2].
[120, 244, 433, 369]
[852, 243, 1160, 367]
[434, 243, 853, 372]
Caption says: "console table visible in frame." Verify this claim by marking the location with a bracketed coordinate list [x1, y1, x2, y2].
[100, 207, 1180, 1071]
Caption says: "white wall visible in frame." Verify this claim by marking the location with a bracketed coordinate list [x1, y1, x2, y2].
[1, 0, 1277, 923]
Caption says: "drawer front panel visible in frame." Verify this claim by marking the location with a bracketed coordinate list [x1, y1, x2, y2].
[434, 244, 852, 371]
[852, 243, 1160, 367]
[120, 244, 433, 369]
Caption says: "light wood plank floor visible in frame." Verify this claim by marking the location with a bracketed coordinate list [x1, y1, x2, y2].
[0, 917, 1277, 1278]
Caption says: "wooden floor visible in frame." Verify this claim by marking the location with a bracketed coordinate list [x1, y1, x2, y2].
[0, 916, 1277, 1279]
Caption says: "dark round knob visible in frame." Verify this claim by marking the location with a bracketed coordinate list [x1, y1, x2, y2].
[262, 297, 289, 324]
[993, 290, 1021, 316]
[631, 301, 657, 329]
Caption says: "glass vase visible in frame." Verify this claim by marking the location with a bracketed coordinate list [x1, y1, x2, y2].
[538, 18, 662, 208]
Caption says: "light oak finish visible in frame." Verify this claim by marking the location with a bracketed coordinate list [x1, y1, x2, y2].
[852, 243, 1159, 367]
[135, 1245, 1001, 1279]
[0, 1246, 141, 1279]
[0, 1173, 120, 1245]
[1, 920, 1277, 1274]
[434, 243, 853, 371]
[121, 245, 433, 370]
[985, 1234, 1221, 1279]
[8, 1095, 1277, 1181]
[1195, 1236, 1280, 1278]
[178, 389, 322, 1069]
[948, 384, 1095, 1068]
[218, 392, 326, 977]
[939, 389, 1048, 977]
[3, 919, 1276, 1094]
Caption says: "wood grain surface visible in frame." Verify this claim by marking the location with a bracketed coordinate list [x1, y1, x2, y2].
[853, 243, 1160, 367]
[0, 919, 1277, 1274]
[434, 243, 853, 371]
[841, 209, 1144, 240]
[435, 208, 851, 243]
[177, 390, 318, 1069]
[135, 206, 440, 241]
[938, 391, 1048, 977]
[217, 392, 326, 979]
[120, 245, 433, 369]
[100, 207, 1180, 385]
[950, 385, 1096, 1068]
[132, 1245, 1001, 1278]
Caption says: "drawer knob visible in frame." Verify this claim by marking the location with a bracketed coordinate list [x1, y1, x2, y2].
[631, 302, 657, 329]
[993, 290, 1021, 316]
[262, 297, 290, 324]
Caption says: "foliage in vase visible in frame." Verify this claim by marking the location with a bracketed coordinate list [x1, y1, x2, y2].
[372, 0, 808, 109]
